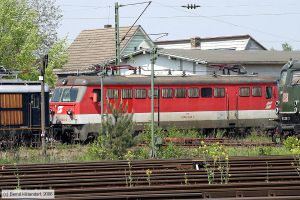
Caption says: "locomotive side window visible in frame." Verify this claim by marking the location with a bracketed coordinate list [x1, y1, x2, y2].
[148, 88, 159, 98]
[252, 87, 262, 97]
[188, 88, 199, 98]
[175, 88, 186, 98]
[122, 89, 133, 99]
[266, 87, 273, 99]
[61, 88, 78, 102]
[107, 89, 119, 99]
[201, 88, 212, 98]
[239, 87, 250, 97]
[291, 71, 300, 85]
[93, 89, 101, 102]
[214, 88, 225, 97]
[135, 89, 146, 99]
[162, 88, 173, 98]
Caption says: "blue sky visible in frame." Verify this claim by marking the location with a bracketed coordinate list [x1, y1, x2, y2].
[57, 0, 300, 50]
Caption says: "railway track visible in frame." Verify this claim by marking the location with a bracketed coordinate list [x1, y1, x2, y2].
[1, 155, 300, 199]
[163, 137, 280, 147]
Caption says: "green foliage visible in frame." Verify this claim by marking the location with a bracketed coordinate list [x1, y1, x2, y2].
[157, 143, 189, 159]
[244, 129, 272, 143]
[198, 142, 230, 184]
[282, 42, 293, 51]
[88, 101, 135, 160]
[283, 136, 300, 152]
[45, 38, 68, 87]
[0, 0, 41, 78]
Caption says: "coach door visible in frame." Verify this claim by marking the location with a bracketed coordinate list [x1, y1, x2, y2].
[226, 89, 239, 121]
[30, 93, 41, 127]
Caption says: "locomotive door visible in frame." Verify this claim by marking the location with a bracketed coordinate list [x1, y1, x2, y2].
[226, 90, 238, 121]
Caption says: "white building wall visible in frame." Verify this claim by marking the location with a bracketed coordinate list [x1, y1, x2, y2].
[121, 53, 208, 75]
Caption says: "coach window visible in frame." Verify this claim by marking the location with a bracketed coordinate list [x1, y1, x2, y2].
[162, 88, 173, 98]
[175, 88, 186, 98]
[93, 89, 101, 102]
[107, 89, 119, 99]
[188, 88, 199, 98]
[239, 87, 250, 97]
[122, 89, 133, 99]
[214, 88, 225, 98]
[135, 89, 146, 99]
[201, 88, 212, 98]
[31, 94, 40, 108]
[266, 87, 273, 99]
[148, 88, 159, 98]
[252, 87, 262, 97]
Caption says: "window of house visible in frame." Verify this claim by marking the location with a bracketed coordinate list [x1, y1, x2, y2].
[135, 89, 146, 99]
[148, 88, 159, 98]
[162, 88, 173, 98]
[122, 89, 132, 99]
[201, 88, 212, 98]
[252, 87, 262, 97]
[188, 88, 199, 98]
[214, 88, 225, 97]
[239, 87, 250, 97]
[266, 87, 273, 99]
[93, 89, 101, 102]
[175, 88, 186, 98]
[107, 89, 119, 99]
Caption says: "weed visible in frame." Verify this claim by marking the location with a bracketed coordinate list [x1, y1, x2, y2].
[146, 169, 152, 186]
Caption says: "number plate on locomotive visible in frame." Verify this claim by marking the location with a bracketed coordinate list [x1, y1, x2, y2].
[282, 116, 290, 120]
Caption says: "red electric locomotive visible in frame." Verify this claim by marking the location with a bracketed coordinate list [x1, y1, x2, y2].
[49, 74, 277, 143]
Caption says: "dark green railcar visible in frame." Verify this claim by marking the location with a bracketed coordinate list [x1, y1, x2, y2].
[277, 61, 300, 135]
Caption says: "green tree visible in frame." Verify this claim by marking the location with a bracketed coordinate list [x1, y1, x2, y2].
[282, 42, 293, 51]
[0, 0, 41, 78]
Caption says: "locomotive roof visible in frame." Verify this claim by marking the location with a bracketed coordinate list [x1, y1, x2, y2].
[0, 79, 49, 93]
[282, 60, 300, 70]
[57, 75, 277, 86]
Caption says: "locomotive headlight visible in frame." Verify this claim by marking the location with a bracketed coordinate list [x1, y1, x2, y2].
[49, 109, 54, 115]
[275, 101, 279, 107]
[67, 109, 73, 115]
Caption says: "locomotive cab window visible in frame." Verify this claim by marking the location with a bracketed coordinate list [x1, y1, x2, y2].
[162, 88, 173, 98]
[266, 87, 273, 99]
[252, 87, 262, 97]
[188, 88, 199, 98]
[107, 89, 119, 99]
[291, 71, 300, 86]
[175, 88, 186, 98]
[239, 87, 250, 97]
[279, 70, 287, 86]
[214, 88, 225, 98]
[61, 88, 78, 102]
[201, 88, 212, 98]
[122, 89, 133, 99]
[135, 89, 146, 99]
[148, 88, 159, 98]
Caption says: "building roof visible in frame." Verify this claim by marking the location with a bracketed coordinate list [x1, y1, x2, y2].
[154, 34, 267, 50]
[61, 25, 150, 72]
[152, 49, 300, 65]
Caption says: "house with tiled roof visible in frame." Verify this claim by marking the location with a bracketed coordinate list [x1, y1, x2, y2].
[155, 35, 267, 50]
[55, 25, 154, 77]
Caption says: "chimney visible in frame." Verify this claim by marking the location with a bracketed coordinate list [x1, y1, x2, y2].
[104, 24, 112, 28]
[191, 37, 201, 48]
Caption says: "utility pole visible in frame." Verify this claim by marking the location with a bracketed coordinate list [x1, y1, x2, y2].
[115, 2, 121, 67]
[100, 69, 104, 134]
[40, 55, 48, 157]
[150, 47, 157, 158]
